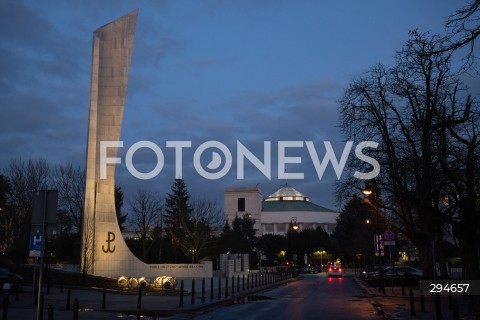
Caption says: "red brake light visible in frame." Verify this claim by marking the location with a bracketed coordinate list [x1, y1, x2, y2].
[339, 268, 342, 272]
[328, 267, 332, 271]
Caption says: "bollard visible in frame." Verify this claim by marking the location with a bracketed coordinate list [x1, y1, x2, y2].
[231, 275, 234, 294]
[34, 285, 38, 306]
[137, 283, 143, 309]
[73, 298, 79, 320]
[102, 288, 106, 310]
[453, 300, 459, 320]
[39, 294, 44, 320]
[247, 274, 250, 290]
[60, 278, 63, 293]
[242, 275, 245, 291]
[237, 275, 240, 293]
[217, 277, 221, 299]
[401, 280, 405, 296]
[409, 288, 416, 316]
[47, 303, 53, 320]
[210, 277, 214, 301]
[2, 292, 9, 320]
[435, 295, 442, 319]
[14, 285, 19, 301]
[191, 279, 195, 305]
[66, 288, 71, 310]
[225, 276, 228, 297]
[420, 292, 426, 312]
[179, 280, 184, 307]
[201, 278, 205, 302]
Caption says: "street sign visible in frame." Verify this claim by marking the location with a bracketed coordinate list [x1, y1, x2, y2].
[384, 230, 395, 241]
[374, 234, 384, 256]
[29, 235, 43, 257]
[384, 241, 396, 246]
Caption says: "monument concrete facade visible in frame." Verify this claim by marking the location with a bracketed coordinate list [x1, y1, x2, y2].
[81, 10, 212, 280]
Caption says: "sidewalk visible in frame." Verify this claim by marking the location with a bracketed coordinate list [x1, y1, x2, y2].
[1, 275, 297, 319]
[354, 277, 478, 319]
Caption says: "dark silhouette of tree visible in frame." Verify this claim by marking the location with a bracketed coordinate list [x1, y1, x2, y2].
[257, 234, 287, 266]
[163, 180, 220, 263]
[332, 197, 384, 267]
[5, 158, 50, 264]
[0, 175, 12, 256]
[338, 30, 479, 284]
[128, 189, 163, 261]
[441, 1, 480, 69]
[53, 164, 84, 234]
[115, 185, 128, 232]
[217, 213, 257, 254]
[164, 179, 193, 230]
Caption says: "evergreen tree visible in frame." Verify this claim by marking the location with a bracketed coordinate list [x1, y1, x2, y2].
[115, 185, 128, 232]
[164, 179, 193, 229]
[217, 213, 257, 254]
[164, 179, 194, 261]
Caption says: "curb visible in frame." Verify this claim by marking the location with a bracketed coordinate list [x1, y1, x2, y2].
[118, 277, 299, 317]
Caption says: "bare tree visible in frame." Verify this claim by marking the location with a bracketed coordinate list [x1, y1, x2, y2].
[128, 189, 163, 261]
[53, 164, 85, 234]
[4, 158, 51, 262]
[184, 197, 222, 262]
[81, 204, 95, 277]
[338, 31, 479, 281]
[443, 1, 480, 69]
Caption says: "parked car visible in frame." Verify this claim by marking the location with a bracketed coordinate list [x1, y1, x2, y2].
[373, 266, 423, 286]
[361, 264, 388, 281]
[327, 265, 343, 277]
[0, 267, 23, 291]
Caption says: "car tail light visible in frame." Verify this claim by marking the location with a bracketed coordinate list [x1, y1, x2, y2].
[328, 267, 332, 271]
[339, 268, 342, 272]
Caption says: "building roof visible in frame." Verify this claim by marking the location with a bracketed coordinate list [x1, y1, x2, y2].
[265, 183, 310, 202]
[262, 199, 335, 212]
[262, 183, 335, 212]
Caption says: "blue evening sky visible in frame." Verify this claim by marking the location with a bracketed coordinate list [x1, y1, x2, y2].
[0, 1, 470, 211]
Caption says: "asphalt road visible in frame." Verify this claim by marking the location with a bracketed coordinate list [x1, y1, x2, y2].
[188, 273, 378, 320]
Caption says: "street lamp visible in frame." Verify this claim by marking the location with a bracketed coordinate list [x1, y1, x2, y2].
[315, 249, 326, 272]
[362, 189, 372, 196]
[363, 188, 385, 293]
[291, 217, 299, 231]
[280, 250, 287, 265]
[189, 248, 196, 264]
[253, 247, 264, 269]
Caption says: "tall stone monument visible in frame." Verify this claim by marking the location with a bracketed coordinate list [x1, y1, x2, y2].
[81, 10, 212, 279]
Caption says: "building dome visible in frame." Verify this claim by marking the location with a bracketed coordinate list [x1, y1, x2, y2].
[265, 183, 310, 202]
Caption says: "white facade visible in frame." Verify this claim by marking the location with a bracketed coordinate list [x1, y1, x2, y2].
[224, 184, 339, 236]
[224, 187, 262, 232]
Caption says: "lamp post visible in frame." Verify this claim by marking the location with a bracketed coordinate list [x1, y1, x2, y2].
[189, 248, 196, 264]
[316, 249, 325, 272]
[363, 188, 385, 293]
[253, 247, 264, 269]
[290, 217, 298, 231]
[280, 250, 287, 265]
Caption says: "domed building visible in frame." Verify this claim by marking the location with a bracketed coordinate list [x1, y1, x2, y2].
[224, 184, 339, 236]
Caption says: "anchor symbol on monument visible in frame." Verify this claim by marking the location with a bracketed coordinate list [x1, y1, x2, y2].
[102, 232, 116, 253]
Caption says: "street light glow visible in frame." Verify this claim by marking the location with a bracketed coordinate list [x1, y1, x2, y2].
[362, 189, 372, 196]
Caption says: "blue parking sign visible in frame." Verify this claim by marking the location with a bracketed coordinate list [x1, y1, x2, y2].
[29, 235, 43, 257]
